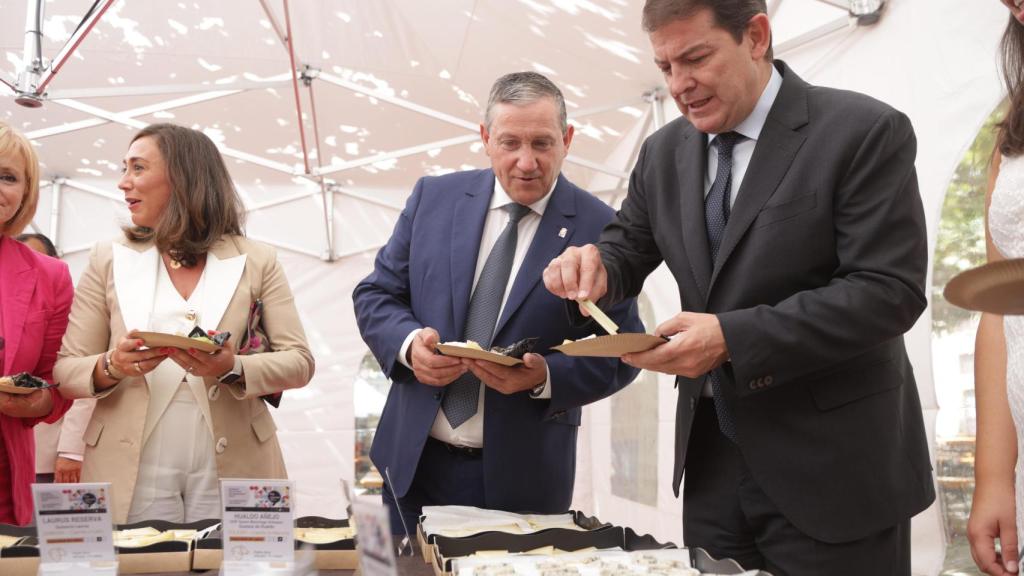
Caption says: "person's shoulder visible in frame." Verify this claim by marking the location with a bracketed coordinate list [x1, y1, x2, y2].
[225, 234, 276, 261]
[646, 115, 696, 148]
[806, 83, 896, 119]
[9, 237, 70, 283]
[560, 178, 614, 217]
[417, 168, 491, 191]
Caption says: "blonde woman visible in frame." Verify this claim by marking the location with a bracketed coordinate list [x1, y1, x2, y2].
[0, 122, 73, 524]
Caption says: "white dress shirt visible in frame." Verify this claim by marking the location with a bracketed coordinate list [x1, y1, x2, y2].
[700, 66, 782, 397]
[704, 65, 783, 206]
[397, 177, 555, 448]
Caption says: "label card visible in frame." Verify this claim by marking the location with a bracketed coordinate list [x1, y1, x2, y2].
[351, 496, 398, 576]
[32, 483, 115, 564]
[220, 479, 295, 563]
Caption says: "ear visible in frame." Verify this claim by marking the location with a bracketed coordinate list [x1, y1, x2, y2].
[562, 124, 575, 153]
[746, 13, 772, 61]
[479, 123, 490, 146]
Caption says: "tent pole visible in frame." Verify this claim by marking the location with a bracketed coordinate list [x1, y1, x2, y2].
[29, 88, 249, 140]
[34, 0, 118, 96]
[53, 98, 299, 175]
[281, 0, 312, 176]
[257, 0, 289, 49]
[306, 75, 335, 261]
[316, 134, 479, 177]
[49, 178, 63, 255]
[15, 0, 44, 105]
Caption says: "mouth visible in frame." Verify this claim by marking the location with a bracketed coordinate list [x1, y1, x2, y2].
[684, 96, 712, 113]
[126, 198, 141, 211]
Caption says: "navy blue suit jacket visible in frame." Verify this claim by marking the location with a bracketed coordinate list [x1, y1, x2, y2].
[353, 169, 642, 513]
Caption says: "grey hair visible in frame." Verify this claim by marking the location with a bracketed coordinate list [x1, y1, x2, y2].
[484, 72, 568, 134]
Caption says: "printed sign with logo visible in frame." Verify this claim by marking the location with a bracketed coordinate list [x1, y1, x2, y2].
[351, 496, 397, 576]
[220, 479, 295, 563]
[32, 483, 115, 563]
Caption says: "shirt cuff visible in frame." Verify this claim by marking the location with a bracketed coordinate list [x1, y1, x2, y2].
[530, 363, 552, 399]
[57, 452, 84, 462]
[397, 329, 422, 370]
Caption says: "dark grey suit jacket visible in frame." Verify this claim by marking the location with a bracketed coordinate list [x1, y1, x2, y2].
[597, 61, 935, 543]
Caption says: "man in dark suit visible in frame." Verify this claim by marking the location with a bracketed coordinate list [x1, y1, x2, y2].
[353, 72, 642, 535]
[543, 2, 934, 574]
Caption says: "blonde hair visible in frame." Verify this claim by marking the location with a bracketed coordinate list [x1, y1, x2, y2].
[0, 122, 40, 236]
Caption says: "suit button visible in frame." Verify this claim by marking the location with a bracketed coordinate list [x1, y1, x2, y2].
[208, 385, 221, 401]
[433, 391, 442, 401]
[215, 437, 228, 454]
[689, 397, 696, 411]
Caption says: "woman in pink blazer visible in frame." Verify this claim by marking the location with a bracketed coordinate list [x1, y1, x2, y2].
[0, 122, 73, 525]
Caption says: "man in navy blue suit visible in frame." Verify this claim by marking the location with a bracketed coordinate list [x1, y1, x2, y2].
[353, 72, 642, 534]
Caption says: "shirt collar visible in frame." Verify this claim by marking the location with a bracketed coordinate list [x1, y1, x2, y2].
[708, 64, 783, 146]
[490, 175, 556, 216]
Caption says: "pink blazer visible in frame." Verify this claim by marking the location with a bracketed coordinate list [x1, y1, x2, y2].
[0, 236, 73, 525]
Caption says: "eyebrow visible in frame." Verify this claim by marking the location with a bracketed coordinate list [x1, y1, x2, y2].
[654, 42, 712, 66]
[123, 156, 149, 164]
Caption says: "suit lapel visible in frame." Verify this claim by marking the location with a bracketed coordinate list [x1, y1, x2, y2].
[1, 238, 36, 371]
[710, 63, 809, 293]
[450, 171, 492, 338]
[677, 127, 712, 306]
[112, 242, 159, 342]
[493, 177, 575, 339]
[202, 239, 247, 332]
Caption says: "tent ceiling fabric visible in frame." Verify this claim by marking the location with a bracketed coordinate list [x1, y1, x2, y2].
[2, 0, 850, 260]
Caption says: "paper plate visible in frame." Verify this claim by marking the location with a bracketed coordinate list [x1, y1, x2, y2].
[0, 378, 58, 395]
[135, 331, 221, 353]
[435, 343, 523, 366]
[552, 334, 669, 357]
[944, 258, 1024, 315]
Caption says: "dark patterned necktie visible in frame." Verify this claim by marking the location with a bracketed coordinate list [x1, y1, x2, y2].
[442, 202, 532, 429]
[705, 131, 742, 441]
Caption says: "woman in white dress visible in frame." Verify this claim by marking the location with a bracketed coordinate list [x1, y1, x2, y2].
[968, 3, 1024, 574]
[55, 124, 314, 523]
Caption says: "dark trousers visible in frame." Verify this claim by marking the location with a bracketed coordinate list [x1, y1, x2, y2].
[382, 436, 486, 536]
[683, 401, 910, 576]
[35, 473, 54, 484]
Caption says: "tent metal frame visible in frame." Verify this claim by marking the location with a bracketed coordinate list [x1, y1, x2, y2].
[6, 0, 872, 261]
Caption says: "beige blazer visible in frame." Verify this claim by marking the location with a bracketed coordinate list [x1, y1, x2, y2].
[34, 399, 96, 474]
[54, 235, 315, 522]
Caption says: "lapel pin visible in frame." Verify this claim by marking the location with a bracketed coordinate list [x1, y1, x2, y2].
[558, 227, 567, 238]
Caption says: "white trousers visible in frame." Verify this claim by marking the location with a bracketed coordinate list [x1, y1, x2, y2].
[127, 383, 220, 523]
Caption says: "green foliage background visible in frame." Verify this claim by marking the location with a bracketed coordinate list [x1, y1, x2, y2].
[931, 103, 1006, 334]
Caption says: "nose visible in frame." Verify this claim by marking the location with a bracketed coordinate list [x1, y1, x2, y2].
[666, 64, 695, 101]
[117, 170, 131, 192]
[516, 149, 538, 173]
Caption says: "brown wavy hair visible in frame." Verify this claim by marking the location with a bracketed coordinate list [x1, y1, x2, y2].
[123, 124, 244, 266]
[1000, 15, 1024, 157]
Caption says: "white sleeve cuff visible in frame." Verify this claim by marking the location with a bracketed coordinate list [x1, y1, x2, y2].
[530, 362, 552, 399]
[398, 329, 422, 370]
[57, 452, 84, 462]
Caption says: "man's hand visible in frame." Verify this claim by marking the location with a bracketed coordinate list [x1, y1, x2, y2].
[465, 353, 547, 395]
[969, 479, 1020, 575]
[0, 387, 53, 419]
[411, 328, 466, 387]
[54, 457, 83, 484]
[622, 312, 729, 377]
[543, 244, 608, 315]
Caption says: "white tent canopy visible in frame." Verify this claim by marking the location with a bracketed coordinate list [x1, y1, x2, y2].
[1, 1, 1011, 573]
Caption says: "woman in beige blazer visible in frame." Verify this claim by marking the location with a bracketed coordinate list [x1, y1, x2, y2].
[54, 123, 314, 523]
